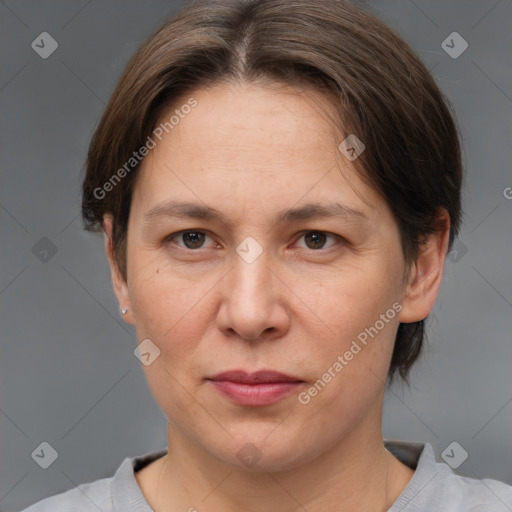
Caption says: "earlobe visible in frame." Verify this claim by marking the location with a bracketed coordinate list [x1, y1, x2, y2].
[399, 209, 451, 324]
[103, 215, 135, 325]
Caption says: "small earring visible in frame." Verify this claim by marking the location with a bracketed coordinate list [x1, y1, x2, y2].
[120, 307, 129, 316]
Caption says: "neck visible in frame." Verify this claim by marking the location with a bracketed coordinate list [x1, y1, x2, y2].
[151, 400, 413, 511]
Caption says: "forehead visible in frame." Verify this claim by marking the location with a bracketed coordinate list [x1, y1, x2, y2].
[160, 81, 340, 161]
[131, 81, 383, 221]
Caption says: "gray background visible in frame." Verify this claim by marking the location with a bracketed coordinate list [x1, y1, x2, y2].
[1, 0, 511, 510]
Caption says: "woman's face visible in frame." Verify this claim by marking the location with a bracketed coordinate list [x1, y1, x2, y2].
[118, 81, 411, 470]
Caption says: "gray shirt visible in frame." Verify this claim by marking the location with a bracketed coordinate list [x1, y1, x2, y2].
[21, 440, 512, 511]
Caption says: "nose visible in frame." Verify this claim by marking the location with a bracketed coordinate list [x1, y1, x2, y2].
[216, 252, 290, 342]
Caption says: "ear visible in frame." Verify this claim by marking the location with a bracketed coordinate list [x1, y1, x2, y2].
[103, 214, 135, 325]
[399, 209, 451, 323]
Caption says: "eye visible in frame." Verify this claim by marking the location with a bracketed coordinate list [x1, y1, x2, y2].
[295, 231, 339, 250]
[166, 230, 216, 250]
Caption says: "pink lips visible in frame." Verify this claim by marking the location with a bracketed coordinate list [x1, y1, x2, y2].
[207, 370, 304, 406]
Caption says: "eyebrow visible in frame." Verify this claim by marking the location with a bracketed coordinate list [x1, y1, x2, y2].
[142, 200, 369, 226]
[277, 202, 368, 223]
[143, 201, 229, 225]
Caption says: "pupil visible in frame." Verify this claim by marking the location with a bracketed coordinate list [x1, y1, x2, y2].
[184, 232, 204, 248]
[305, 232, 326, 249]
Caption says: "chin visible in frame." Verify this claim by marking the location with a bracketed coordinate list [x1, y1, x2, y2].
[208, 425, 325, 473]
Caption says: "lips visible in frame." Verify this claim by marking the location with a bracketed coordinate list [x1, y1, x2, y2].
[207, 370, 304, 406]
[209, 369, 303, 384]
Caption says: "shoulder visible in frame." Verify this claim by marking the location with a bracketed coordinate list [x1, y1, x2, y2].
[435, 470, 512, 511]
[386, 440, 512, 512]
[19, 477, 113, 512]
[19, 448, 166, 512]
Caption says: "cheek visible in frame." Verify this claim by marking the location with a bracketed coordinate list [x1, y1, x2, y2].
[128, 265, 217, 418]
[295, 294, 397, 439]
[292, 264, 400, 342]
[128, 257, 218, 352]
[292, 265, 401, 397]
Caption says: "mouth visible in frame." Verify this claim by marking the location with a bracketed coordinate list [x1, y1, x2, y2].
[206, 370, 305, 407]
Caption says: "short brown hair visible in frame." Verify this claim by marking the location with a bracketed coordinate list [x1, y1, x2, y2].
[82, 0, 463, 382]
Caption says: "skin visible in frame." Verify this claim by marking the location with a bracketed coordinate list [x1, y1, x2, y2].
[103, 80, 450, 511]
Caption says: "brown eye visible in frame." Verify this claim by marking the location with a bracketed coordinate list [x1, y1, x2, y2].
[167, 230, 214, 250]
[181, 231, 206, 249]
[303, 231, 328, 249]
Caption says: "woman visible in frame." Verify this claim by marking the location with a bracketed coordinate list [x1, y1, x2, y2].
[22, 0, 512, 510]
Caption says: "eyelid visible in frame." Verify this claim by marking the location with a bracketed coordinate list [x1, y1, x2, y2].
[165, 229, 217, 250]
[164, 229, 344, 252]
[292, 231, 343, 250]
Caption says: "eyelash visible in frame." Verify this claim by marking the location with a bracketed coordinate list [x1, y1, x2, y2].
[164, 230, 342, 252]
